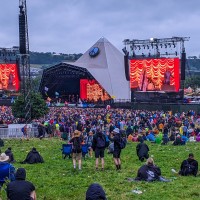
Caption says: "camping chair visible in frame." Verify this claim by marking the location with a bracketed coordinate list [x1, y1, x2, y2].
[61, 144, 72, 159]
[0, 162, 12, 189]
[82, 144, 88, 159]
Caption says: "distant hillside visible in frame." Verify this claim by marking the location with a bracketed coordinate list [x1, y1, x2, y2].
[186, 59, 200, 75]
[30, 51, 82, 65]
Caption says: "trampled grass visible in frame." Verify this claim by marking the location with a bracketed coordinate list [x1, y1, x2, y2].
[0, 139, 200, 200]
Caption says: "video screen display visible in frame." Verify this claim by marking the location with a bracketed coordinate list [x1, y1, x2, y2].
[130, 58, 180, 92]
[0, 63, 20, 91]
[80, 79, 110, 101]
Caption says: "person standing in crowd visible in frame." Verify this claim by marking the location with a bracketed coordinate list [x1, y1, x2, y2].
[179, 153, 198, 176]
[92, 127, 106, 170]
[86, 131, 94, 158]
[136, 137, 150, 161]
[69, 130, 83, 170]
[7, 168, 36, 200]
[107, 128, 122, 170]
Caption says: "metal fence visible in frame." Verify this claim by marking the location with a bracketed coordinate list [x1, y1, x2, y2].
[0, 127, 38, 139]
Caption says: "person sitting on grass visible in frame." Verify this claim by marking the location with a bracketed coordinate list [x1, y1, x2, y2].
[7, 168, 36, 200]
[22, 148, 44, 164]
[5, 147, 15, 163]
[136, 137, 149, 162]
[179, 153, 198, 176]
[0, 153, 15, 188]
[85, 183, 107, 200]
[135, 157, 170, 182]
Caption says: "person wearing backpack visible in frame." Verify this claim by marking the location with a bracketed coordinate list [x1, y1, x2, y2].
[179, 153, 198, 176]
[69, 130, 83, 170]
[107, 128, 122, 170]
[92, 127, 106, 170]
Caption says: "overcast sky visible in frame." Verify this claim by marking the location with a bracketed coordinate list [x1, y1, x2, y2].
[0, 0, 199, 56]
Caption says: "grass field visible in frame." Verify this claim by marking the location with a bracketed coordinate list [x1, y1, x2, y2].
[0, 139, 200, 200]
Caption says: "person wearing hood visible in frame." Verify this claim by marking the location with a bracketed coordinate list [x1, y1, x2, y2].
[7, 168, 36, 200]
[92, 127, 106, 170]
[5, 147, 15, 163]
[179, 153, 198, 176]
[22, 148, 44, 164]
[85, 183, 107, 200]
[136, 137, 149, 161]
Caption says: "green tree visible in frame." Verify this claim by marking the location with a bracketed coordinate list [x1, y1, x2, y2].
[12, 92, 49, 120]
[185, 75, 200, 88]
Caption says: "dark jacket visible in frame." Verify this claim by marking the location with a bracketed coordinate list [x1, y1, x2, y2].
[135, 164, 161, 181]
[179, 158, 198, 176]
[136, 142, 149, 158]
[86, 183, 107, 200]
[108, 134, 121, 151]
[22, 148, 44, 164]
[5, 149, 15, 163]
[92, 132, 106, 150]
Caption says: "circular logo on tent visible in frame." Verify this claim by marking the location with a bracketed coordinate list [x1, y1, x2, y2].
[89, 47, 100, 57]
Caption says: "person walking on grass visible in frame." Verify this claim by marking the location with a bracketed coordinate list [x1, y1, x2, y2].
[69, 130, 83, 170]
[92, 127, 106, 170]
[107, 128, 122, 170]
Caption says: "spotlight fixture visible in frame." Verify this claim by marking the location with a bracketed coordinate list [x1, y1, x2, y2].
[143, 45, 145, 49]
[165, 52, 168, 55]
[165, 44, 167, 48]
[175, 51, 178, 56]
[160, 44, 163, 48]
[147, 45, 149, 49]
[142, 53, 145, 57]
[148, 52, 151, 57]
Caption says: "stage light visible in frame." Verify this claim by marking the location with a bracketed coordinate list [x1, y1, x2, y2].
[151, 44, 154, 49]
[143, 45, 145, 49]
[168, 43, 171, 48]
[147, 45, 149, 49]
[160, 44, 163, 48]
[165, 44, 167, 48]
[155, 44, 158, 49]
[150, 38, 154, 42]
[175, 51, 178, 56]
[142, 53, 145, 57]
[148, 53, 151, 57]
[165, 52, 168, 55]
[138, 46, 141, 50]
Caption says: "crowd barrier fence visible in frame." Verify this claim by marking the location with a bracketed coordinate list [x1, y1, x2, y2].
[0, 127, 38, 139]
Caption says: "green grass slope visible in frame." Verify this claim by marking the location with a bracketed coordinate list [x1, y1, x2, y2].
[0, 139, 200, 200]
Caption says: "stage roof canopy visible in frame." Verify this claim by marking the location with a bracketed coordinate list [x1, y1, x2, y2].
[69, 37, 130, 100]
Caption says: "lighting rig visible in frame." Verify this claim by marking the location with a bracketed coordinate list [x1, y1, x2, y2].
[123, 37, 190, 58]
[19, 0, 32, 123]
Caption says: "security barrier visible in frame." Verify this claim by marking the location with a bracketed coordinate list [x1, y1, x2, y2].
[0, 127, 38, 139]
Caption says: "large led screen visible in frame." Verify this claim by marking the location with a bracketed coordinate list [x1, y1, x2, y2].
[0, 63, 20, 91]
[80, 79, 110, 101]
[130, 58, 180, 92]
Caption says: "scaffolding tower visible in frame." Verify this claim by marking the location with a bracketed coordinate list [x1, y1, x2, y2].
[19, 0, 31, 123]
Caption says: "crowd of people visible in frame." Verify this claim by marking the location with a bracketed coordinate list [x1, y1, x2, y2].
[0, 106, 200, 199]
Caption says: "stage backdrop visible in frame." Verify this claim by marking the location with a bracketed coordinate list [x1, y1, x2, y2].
[0, 63, 20, 91]
[129, 58, 180, 92]
[80, 79, 110, 101]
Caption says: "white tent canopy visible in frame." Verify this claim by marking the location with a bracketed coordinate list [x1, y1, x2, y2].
[73, 37, 130, 100]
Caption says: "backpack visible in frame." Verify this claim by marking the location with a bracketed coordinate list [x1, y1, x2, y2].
[73, 137, 82, 153]
[21, 127, 24, 133]
[96, 135, 105, 148]
[119, 137, 127, 149]
[183, 161, 195, 175]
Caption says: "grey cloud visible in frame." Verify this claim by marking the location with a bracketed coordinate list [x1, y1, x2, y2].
[0, 0, 199, 56]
